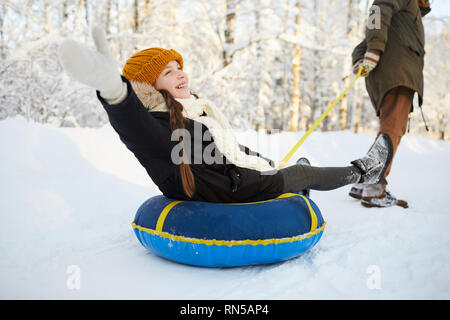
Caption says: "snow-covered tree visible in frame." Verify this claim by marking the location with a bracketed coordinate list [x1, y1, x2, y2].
[0, 0, 447, 140]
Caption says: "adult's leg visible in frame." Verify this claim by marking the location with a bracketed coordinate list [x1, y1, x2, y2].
[359, 87, 412, 208]
[349, 87, 412, 201]
[377, 86, 413, 185]
[349, 86, 413, 199]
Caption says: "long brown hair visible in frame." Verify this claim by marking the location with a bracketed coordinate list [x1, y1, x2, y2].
[160, 90, 196, 198]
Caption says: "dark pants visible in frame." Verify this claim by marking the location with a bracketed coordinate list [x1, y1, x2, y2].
[280, 164, 361, 193]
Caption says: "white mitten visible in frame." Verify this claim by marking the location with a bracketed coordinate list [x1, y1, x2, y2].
[352, 59, 366, 76]
[362, 50, 380, 74]
[58, 26, 127, 102]
[362, 50, 380, 76]
[352, 50, 380, 77]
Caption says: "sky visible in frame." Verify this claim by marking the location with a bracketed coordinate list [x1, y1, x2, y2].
[428, 0, 450, 18]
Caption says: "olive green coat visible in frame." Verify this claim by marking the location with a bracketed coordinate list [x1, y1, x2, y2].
[352, 0, 428, 115]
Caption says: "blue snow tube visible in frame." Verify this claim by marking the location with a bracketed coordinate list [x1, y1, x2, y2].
[131, 193, 325, 267]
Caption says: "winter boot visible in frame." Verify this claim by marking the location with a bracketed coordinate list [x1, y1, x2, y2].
[349, 183, 364, 200]
[350, 133, 393, 185]
[296, 157, 311, 197]
[361, 188, 409, 208]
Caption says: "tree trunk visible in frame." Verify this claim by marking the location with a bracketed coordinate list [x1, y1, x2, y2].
[104, 0, 112, 34]
[439, 114, 446, 140]
[115, 0, 123, 61]
[353, 100, 363, 133]
[142, 0, 151, 28]
[339, 0, 355, 131]
[254, 2, 265, 131]
[134, 0, 139, 33]
[277, 0, 292, 131]
[288, 0, 302, 131]
[78, 0, 89, 25]
[144, 0, 151, 14]
[84, 0, 89, 25]
[62, 1, 68, 22]
[352, 0, 367, 133]
[223, 0, 236, 67]
[0, 4, 6, 59]
[44, 0, 51, 32]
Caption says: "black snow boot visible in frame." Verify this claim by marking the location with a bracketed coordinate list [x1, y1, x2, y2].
[296, 157, 311, 197]
[350, 133, 393, 185]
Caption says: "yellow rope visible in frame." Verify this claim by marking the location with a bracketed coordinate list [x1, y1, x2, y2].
[282, 66, 363, 163]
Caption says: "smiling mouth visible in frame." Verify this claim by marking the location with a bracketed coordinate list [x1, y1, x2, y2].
[176, 82, 187, 89]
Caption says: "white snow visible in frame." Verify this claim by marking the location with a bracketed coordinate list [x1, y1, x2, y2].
[1, 116, 449, 299]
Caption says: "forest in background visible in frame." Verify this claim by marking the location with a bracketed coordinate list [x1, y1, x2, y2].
[0, 0, 448, 140]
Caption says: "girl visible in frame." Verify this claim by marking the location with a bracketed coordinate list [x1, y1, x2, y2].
[58, 27, 393, 203]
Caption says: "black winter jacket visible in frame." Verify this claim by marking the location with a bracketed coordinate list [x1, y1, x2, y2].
[98, 78, 284, 203]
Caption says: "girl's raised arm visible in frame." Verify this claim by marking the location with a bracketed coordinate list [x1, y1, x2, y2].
[58, 27, 169, 152]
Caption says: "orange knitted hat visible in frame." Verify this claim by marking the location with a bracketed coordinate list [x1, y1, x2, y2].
[122, 47, 183, 85]
[417, 0, 430, 8]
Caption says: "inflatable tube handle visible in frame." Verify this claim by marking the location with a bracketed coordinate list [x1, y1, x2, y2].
[298, 195, 318, 232]
[156, 200, 184, 232]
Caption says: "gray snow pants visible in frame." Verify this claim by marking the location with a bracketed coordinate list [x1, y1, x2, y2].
[279, 164, 361, 193]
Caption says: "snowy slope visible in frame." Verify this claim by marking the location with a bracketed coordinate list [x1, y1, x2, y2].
[1, 116, 449, 299]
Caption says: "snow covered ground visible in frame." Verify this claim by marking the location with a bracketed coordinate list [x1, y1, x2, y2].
[1, 116, 449, 299]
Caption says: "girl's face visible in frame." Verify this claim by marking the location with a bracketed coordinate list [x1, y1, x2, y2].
[154, 60, 190, 99]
